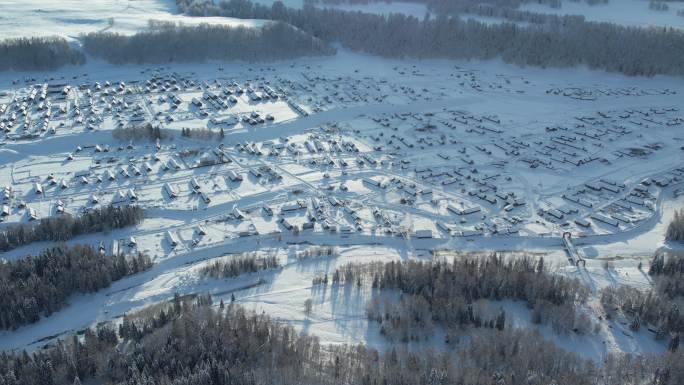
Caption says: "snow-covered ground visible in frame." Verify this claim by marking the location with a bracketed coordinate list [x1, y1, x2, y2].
[0, 0, 263, 41]
[521, 0, 684, 29]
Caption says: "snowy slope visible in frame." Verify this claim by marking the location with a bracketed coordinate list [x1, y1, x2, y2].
[0, 0, 263, 41]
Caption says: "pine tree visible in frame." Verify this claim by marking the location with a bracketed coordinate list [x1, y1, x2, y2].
[536, 257, 545, 274]
[669, 333, 680, 352]
[173, 293, 182, 314]
[495, 308, 506, 331]
[630, 313, 641, 332]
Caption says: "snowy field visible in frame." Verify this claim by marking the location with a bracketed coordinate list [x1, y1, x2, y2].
[521, 0, 684, 29]
[0, 0, 263, 41]
[0, 45, 683, 360]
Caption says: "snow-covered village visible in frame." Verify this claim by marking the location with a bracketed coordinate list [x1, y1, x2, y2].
[0, 1, 683, 384]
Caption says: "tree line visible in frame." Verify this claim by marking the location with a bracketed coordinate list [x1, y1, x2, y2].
[181, 127, 223, 140]
[312, 0, 597, 25]
[429, 0, 587, 25]
[292, 245, 337, 260]
[1, 18, 333, 72]
[0, 205, 144, 253]
[366, 294, 509, 342]
[200, 252, 279, 278]
[314, 255, 591, 337]
[1, 294, 682, 385]
[112, 123, 170, 141]
[650, 1, 670, 12]
[312, 0, 606, 13]
[0, 37, 84, 72]
[183, 0, 684, 76]
[650, 252, 684, 277]
[420, 0, 608, 14]
[81, 21, 334, 65]
[0, 244, 151, 330]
